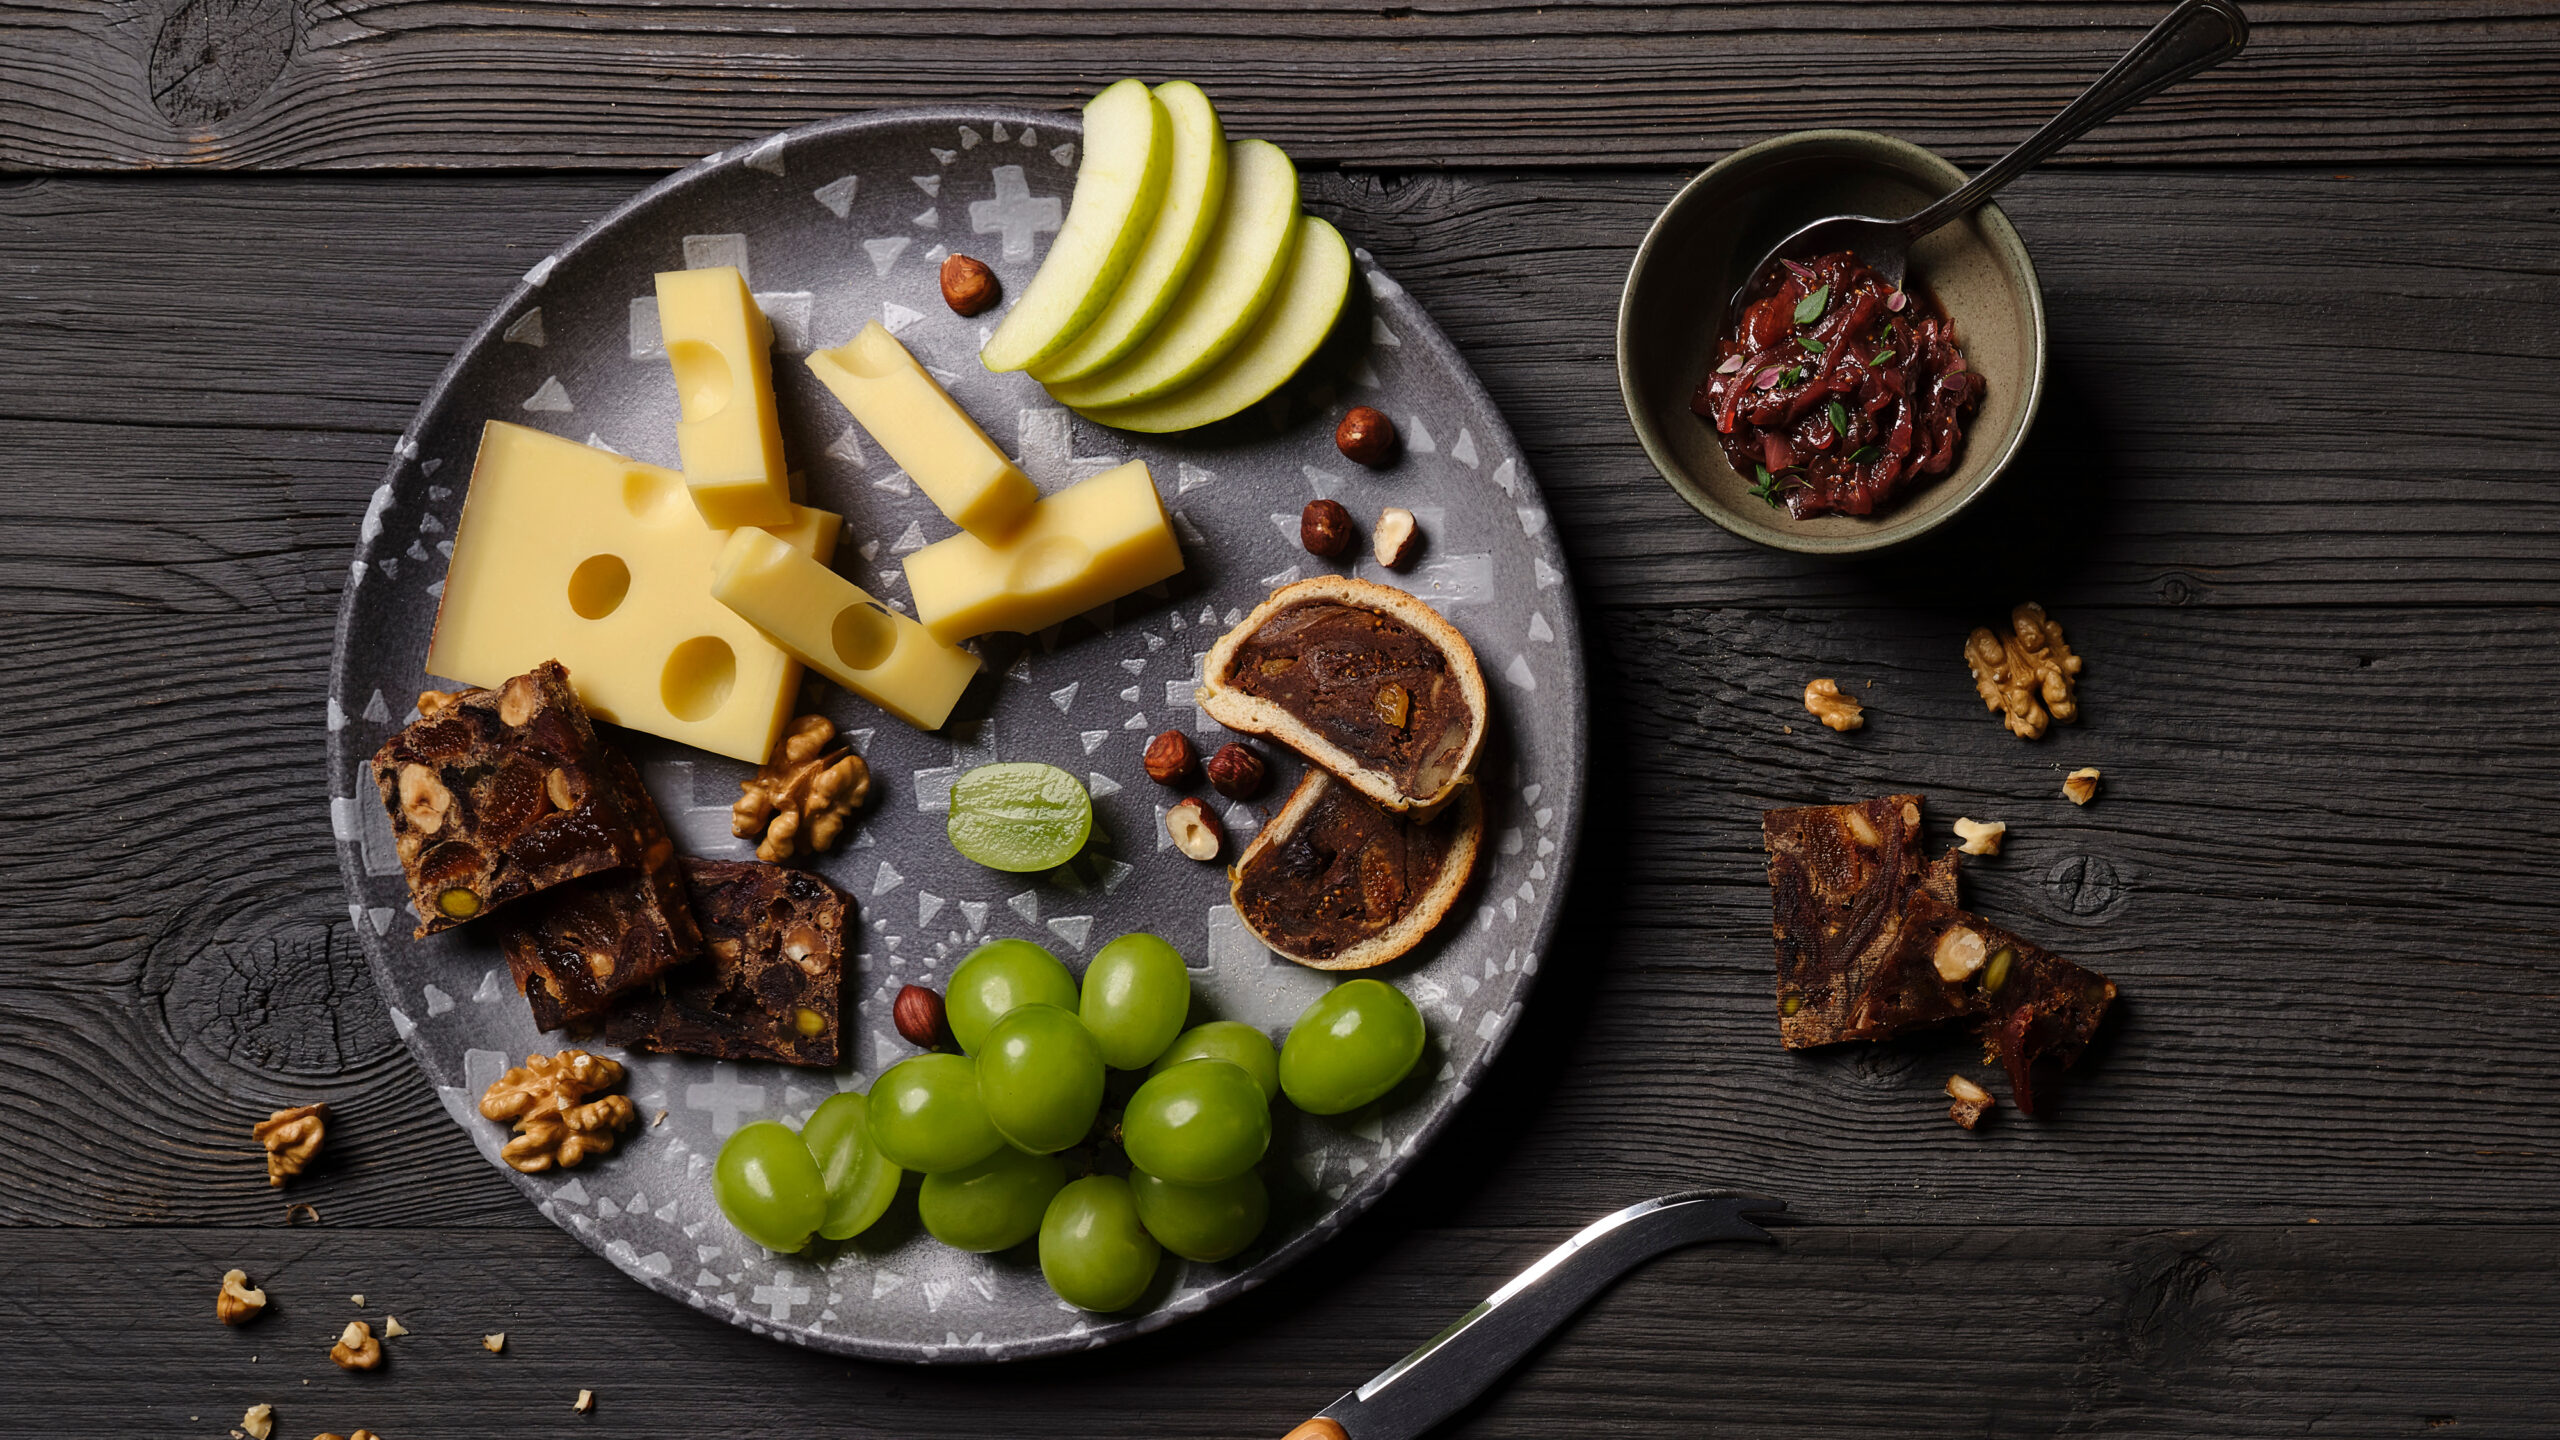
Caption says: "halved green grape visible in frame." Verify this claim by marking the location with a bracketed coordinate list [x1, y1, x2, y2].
[947, 762, 1093, 872]
[798, 1091, 902, 1241]
[1040, 1175, 1162, 1312]
[1148, 1020, 1279, 1103]
[713, 1120, 827, 1253]
[919, 1145, 1067, 1252]
[866, 1053, 1003, 1173]
[1279, 978, 1426, 1115]
[1121, 1058, 1270, 1184]
[1080, 931, 1192, 1069]
[1130, 1167, 1269, 1263]
[977, 1003, 1106, 1153]
[945, 938, 1079, 1055]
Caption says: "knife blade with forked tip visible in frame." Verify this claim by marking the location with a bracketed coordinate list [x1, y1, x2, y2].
[1281, 1190, 1787, 1440]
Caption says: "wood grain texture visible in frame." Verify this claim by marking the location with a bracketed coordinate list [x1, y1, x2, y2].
[16, 1224, 2558, 1436]
[6, 2, 2560, 171]
[4, 167, 2559, 614]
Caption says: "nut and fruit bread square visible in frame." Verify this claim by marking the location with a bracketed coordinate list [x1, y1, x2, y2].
[372, 661, 661, 936]
[494, 748, 702, 1030]
[604, 860, 849, 1068]
[1854, 891, 2115, 1116]
[1762, 794, 1958, 1049]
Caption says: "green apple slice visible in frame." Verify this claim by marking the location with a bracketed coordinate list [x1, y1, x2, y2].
[1073, 216, 1352, 434]
[1029, 82, 1229, 385]
[980, 78, 1172, 374]
[1038, 138, 1301, 411]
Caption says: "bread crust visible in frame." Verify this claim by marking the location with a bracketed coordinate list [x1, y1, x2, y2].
[1195, 575, 1488, 815]
[1228, 769, 1484, 971]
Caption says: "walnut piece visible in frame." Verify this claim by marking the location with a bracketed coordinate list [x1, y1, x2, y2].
[484, 1333, 508, 1353]
[252, 1104, 326, 1187]
[1953, 818, 2006, 856]
[2063, 767, 2102, 805]
[217, 1268, 267, 1325]
[1966, 602, 2083, 739]
[732, 713, 870, 863]
[331, 1320, 384, 1371]
[1947, 1074, 1997, 1130]
[240, 1403, 274, 1440]
[478, 1050, 637, 1174]
[1802, 678, 1865, 732]
[382, 1316, 408, 1338]
[417, 687, 464, 718]
[575, 1389, 596, 1413]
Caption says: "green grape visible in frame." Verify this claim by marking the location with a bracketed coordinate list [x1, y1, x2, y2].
[947, 762, 1093, 872]
[919, 1145, 1066, 1252]
[1121, 1058, 1271, 1184]
[946, 938, 1079, 1055]
[1040, 1175, 1161, 1312]
[1130, 1168, 1270, 1263]
[712, 1120, 827, 1253]
[866, 1053, 1003, 1174]
[798, 1091, 902, 1241]
[976, 1003, 1106, 1153]
[1279, 978, 1426, 1115]
[1080, 931, 1193, 1070]
[1149, 1020, 1279, 1103]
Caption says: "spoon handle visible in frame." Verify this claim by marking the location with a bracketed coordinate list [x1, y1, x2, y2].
[1900, 0, 2250, 242]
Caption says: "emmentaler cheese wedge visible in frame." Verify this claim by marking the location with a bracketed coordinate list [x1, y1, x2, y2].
[1196, 576, 1487, 815]
[1230, 770, 1484, 971]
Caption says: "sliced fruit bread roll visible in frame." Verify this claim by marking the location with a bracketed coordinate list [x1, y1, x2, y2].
[1230, 769, 1484, 971]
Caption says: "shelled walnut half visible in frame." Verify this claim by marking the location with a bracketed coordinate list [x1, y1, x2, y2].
[478, 1050, 637, 1174]
[733, 714, 870, 863]
[217, 1268, 268, 1325]
[252, 1104, 326, 1186]
[331, 1320, 384, 1371]
[1966, 602, 2083, 739]
[1802, 678, 1865, 732]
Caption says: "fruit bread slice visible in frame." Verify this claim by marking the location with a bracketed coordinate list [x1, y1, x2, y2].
[1230, 768, 1483, 971]
[1762, 794, 1958, 1049]
[372, 661, 660, 936]
[604, 860, 850, 1068]
[492, 747, 701, 1030]
[1849, 891, 2116, 1116]
[1197, 576, 1487, 815]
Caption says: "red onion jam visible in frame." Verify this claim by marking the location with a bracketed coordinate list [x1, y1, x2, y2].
[1692, 251, 1985, 519]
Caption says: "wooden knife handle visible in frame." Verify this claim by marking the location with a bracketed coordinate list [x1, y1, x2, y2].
[1282, 1420, 1348, 1440]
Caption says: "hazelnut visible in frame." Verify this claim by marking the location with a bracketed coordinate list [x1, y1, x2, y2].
[331, 1319, 384, 1371]
[217, 1268, 267, 1326]
[1300, 498, 1355, 558]
[1372, 506, 1420, 568]
[893, 985, 951, 1050]
[1932, 927, 1988, 983]
[2062, 767, 2102, 806]
[1946, 1074, 1996, 1130]
[1335, 406, 1397, 466]
[940, 254, 1000, 316]
[1164, 797, 1224, 861]
[1952, 817, 2006, 856]
[1204, 743, 1266, 800]
[1142, 729, 1199, 786]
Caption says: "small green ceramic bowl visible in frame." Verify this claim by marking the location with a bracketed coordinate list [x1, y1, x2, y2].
[1618, 129, 2046, 554]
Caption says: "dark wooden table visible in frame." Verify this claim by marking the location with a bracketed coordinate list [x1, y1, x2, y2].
[7, 3, 2558, 1435]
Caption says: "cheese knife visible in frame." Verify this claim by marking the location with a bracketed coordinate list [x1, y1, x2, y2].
[1280, 1189, 1787, 1440]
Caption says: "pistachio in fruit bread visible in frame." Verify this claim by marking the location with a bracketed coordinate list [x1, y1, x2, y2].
[1030, 82, 1231, 384]
[709, 527, 979, 732]
[1075, 216, 1355, 435]
[980, 78, 1174, 373]
[946, 761, 1094, 872]
[944, 937, 1081, 1055]
[1039, 138, 1303, 411]
[902, 460, 1185, 644]
[654, 265, 794, 528]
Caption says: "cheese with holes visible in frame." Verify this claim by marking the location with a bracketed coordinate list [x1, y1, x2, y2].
[427, 421, 838, 762]
[806, 323, 1038, 542]
[657, 266, 794, 528]
[712, 529, 981, 731]
[902, 460, 1184, 643]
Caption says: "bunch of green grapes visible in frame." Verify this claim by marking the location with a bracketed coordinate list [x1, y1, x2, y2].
[713, 932, 1430, 1317]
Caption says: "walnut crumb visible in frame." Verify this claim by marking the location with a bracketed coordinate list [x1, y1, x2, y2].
[2063, 767, 2102, 805]
[1802, 678, 1865, 732]
[653, 1109, 668, 1128]
[733, 713, 870, 862]
[1966, 602, 2082, 738]
[1953, 818, 2006, 856]
[1947, 1074, 1997, 1130]
[575, 1389, 596, 1413]
[218, 1269, 268, 1326]
[382, 1316, 408, 1338]
[484, 1333, 507, 1353]
[240, 1403, 274, 1440]
[350, 1293, 364, 1307]
[479, 1051, 636, 1173]
[252, 1104, 326, 1187]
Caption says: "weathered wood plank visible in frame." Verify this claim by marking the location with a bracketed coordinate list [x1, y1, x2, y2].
[5, 2, 2558, 171]
[14, 1223, 2556, 1433]
[6, 167, 2557, 614]
[5, 602, 2553, 1228]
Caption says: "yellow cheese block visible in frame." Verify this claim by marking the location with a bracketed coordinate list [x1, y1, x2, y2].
[712, 528, 981, 732]
[902, 460, 1185, 643]
[806, 323, 1038, 542]
[427, 421, 838, 763]
[656, 266, 795, 529]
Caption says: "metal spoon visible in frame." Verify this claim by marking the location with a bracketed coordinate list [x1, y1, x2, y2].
[1729, 0, 2251, 316]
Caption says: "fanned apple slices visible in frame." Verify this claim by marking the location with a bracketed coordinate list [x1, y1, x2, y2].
[980, 77, 1173, 374]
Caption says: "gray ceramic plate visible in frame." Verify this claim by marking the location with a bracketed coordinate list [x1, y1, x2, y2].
[323, 105, 1585, 1363]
